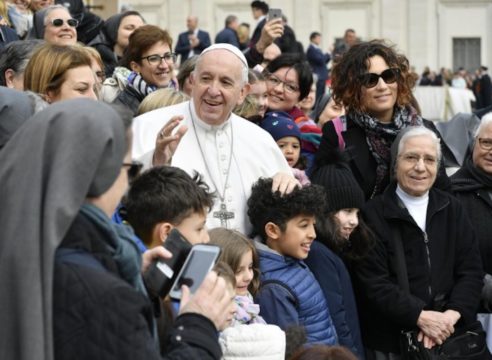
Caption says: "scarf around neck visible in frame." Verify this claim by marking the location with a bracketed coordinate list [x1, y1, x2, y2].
[456, 156, 492, 190]
[80, 203, 148, 296]
[351, 106, 423, 196]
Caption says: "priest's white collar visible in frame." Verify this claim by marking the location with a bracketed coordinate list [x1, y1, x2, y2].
[189, 100, 231, 132]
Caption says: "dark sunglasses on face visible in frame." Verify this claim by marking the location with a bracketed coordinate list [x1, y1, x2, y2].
[359, 68, 400, 88]
[50, 18, 79, 28]
[122, 161, 143, 182]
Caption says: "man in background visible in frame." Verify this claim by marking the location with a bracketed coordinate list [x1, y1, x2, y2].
[215, 15, 240, 48]
[175, 15, 211, 65]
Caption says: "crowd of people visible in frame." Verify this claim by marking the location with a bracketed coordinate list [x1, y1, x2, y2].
[2, 0, 492, 360]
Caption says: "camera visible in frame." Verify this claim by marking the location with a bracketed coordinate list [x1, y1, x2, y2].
[143, 229, 192, 298]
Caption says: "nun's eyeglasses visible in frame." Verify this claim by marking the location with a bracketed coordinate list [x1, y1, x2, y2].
[50, 18, 79, 28]
[122, 161, 143, 181]
[359, 68, 400, 88]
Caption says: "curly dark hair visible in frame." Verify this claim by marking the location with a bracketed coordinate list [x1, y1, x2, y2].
[330, 39, 416, 114]
[247, 178, 326, 241]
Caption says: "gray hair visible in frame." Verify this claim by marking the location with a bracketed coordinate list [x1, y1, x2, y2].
[225, 15, 238, 28]
[0, 40, 44, 86]
[397, 126, 442, 162]
[42, 5, 70, 26]
[474, 112, 492, 138]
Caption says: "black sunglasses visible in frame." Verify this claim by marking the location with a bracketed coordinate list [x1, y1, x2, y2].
[359, 68, 400, 88]
[122, 161, 143, 181]
[51, 18, 79, 28]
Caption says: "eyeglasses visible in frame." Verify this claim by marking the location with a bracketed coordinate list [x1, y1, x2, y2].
[265, 72, 300, 93]
[122, 161, 143, 181]
[399, 153, 437, 166]
[478, 138, 492, 151]
[359, 68, 400, 88]
[50, 18, 79, 28]
[140, 52, 177, 66]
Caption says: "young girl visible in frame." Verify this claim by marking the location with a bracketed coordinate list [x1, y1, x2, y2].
[260, 111, 310, 186]
[208, 228, 264, 325]
[304, 156, 374, 360]
[209, 228, 285, 360]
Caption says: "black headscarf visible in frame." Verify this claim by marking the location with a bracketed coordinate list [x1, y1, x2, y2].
[0, 99, 127, 360]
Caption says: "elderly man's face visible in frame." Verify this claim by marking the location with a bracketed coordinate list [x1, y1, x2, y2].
[191, 49, 247, 126]
[396, 135, 438, 197]
[473, 122, 492, 174]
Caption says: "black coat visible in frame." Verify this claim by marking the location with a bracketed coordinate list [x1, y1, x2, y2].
[314, 115, 451, 200]
[113, 85, 143, 116]
[451, 164, 492, 275]
[53, 211, 222, 360]
[353, 183, 483, 353]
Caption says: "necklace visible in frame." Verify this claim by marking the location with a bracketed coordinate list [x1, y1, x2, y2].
[189, 103, 235, 227]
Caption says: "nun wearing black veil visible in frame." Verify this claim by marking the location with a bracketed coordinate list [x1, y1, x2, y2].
[0, 99, 228, 360]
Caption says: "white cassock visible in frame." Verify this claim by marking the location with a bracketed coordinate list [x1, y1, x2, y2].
[132, 100, 292, 235]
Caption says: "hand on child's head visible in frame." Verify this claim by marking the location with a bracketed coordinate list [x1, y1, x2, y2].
[271, 171, 301, 196]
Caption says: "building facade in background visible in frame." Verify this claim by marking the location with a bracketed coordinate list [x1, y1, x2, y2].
[88, 0, 492, 73]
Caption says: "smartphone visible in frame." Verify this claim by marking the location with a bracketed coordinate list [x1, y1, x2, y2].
[268, 8, 282, 21]
[169, 244, 221, 300]
[143, 229, 192, 298]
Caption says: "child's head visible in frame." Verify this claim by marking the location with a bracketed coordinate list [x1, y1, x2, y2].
[212, 261, 237, 331]
[208, 228, 260, 296]
[123, 166, 214, 248]
[313, 92, 345, 128]
[248, 69, 268, 117]
[311, 162, 364, 240]
[260, 111, 302, 168]
[247, 178, 326, 259]
[311, 161, 374, 259]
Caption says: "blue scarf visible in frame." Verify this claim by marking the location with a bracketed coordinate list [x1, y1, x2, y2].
[80, 203, 148, 296]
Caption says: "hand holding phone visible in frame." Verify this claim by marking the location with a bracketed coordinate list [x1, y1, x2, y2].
[179, 270, 234, 330]
[267, 8, 282, 21]
[143, 229, 192, 298]
[169, 244, 221, 299]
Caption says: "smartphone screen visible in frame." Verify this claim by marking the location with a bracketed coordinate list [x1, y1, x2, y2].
[169, 245, 220, 299]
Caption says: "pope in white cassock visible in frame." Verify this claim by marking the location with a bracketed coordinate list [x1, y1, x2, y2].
[132, 43, 296, 234]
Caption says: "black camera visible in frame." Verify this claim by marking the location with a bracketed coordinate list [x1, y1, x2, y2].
[143, 229, 192, 298]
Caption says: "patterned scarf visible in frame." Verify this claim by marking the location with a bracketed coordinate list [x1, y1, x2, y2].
[233, 293, 266, 325]
[127, 71, 158, 98]
[350, 106, 423, 196]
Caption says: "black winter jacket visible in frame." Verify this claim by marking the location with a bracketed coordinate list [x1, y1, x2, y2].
[353, 183, 483, 353]
[451, 165, 492, 275]
[53, 211, 222, 360]
[314, 117, 452, 200]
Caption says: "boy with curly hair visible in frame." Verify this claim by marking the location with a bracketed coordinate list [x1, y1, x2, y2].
[247, 177, 338, 345]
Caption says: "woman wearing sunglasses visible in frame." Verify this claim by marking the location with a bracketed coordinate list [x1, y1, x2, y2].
[314, 40, 449, 200]
[28, 4, 77, 46]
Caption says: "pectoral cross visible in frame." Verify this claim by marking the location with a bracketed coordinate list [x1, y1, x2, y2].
[213, 203, 235, 227]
